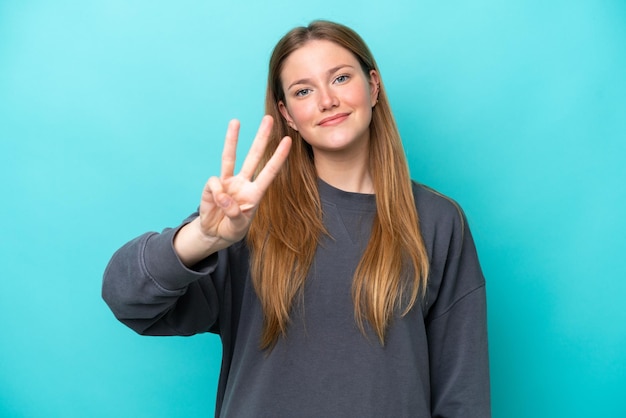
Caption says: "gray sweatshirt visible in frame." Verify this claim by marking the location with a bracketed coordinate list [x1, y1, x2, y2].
[102, 180, 490, 417]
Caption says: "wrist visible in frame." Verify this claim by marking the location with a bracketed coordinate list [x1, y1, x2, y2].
[174, 218, 227, 267]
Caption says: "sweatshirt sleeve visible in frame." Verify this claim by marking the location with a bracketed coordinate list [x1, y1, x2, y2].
[102, 217, 225, 336]
[424, 206, 491, 417]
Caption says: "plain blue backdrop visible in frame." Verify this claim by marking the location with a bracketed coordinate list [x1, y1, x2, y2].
[1, 0, 625, 417]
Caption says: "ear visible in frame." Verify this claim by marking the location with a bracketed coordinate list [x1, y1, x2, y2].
[278, 100, 298, 131]
[368, 70, 380, 106]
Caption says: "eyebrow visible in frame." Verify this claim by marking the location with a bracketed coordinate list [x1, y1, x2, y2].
[286, 64, 355, 91]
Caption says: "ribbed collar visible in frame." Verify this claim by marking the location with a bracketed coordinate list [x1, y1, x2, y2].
[317, 178, 376, 211]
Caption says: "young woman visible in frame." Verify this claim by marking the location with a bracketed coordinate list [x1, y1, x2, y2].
[103, 20, 490, 417]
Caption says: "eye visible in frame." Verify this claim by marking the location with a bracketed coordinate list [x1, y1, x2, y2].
[334, 74, 350, 84]
[295, 88, 312, 97]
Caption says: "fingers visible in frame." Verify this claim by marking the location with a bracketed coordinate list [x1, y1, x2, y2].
[204, 176, 248, 227]
[213, 116, 291, 212]
[239, 115, 274, 179]
[221, 119, 240, 179]
[205, 176, 230, 208]
[253, 135, 292, 192]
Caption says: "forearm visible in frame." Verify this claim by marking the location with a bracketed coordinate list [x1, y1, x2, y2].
[102, 226, 220, 335]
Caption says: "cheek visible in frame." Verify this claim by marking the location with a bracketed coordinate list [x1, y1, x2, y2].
[354, 83, 374, 106]
[339, 82, 371, 109]
[287, 102, 315, 126]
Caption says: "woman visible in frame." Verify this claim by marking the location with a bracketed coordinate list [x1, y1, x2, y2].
[103, 20, 490, 417]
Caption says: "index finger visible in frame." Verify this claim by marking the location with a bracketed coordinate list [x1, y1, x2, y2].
[221, 119, 240, 179]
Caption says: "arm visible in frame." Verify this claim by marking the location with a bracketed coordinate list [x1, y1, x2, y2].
[102, 221, 223, 336]
[426, 213, 491, 417]
[102, 116, 291, 335]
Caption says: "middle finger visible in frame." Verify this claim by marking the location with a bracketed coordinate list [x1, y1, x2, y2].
[239, 115, 274, 179]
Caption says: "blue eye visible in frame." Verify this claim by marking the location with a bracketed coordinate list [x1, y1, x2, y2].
[334, 74, 350, 84]
[295, 88, 311, 97]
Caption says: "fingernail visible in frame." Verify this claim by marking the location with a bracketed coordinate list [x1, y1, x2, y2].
[218, 195, 231, 208]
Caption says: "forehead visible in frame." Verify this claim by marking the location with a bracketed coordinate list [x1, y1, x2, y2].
[280, 40, 360, 81]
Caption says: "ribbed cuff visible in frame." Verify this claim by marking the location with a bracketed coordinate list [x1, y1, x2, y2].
[143, 225, 218, 291]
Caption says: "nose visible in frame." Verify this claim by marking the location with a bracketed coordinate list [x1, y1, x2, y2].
[317, 87, 339, 111]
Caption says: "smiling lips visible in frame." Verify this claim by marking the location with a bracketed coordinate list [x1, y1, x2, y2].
[318, 113, 350, 126]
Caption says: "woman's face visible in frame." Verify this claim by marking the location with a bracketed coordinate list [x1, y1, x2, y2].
[278, 40, 379, 158]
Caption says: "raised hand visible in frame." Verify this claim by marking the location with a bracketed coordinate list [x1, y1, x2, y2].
[174, 116, 291, 266]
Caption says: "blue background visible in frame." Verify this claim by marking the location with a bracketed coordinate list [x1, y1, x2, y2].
[1, 1, 625, 417]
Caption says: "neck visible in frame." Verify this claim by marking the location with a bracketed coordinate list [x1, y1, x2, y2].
[313, 149, 374, 194]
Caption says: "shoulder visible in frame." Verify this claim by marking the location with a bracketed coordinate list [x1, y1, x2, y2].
[411, 182, 486, 318]
[411, 181, 466, 236]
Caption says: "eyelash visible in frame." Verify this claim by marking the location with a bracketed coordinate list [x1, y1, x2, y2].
[334, 74, 350, 84]
[293, 74, 351, 97]
[295, 88, 312, 97]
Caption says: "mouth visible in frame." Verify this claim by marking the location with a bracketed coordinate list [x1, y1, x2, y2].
[318, 113, 350, 126]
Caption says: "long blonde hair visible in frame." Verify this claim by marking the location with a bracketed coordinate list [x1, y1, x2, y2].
[247, 20, 429, 349]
